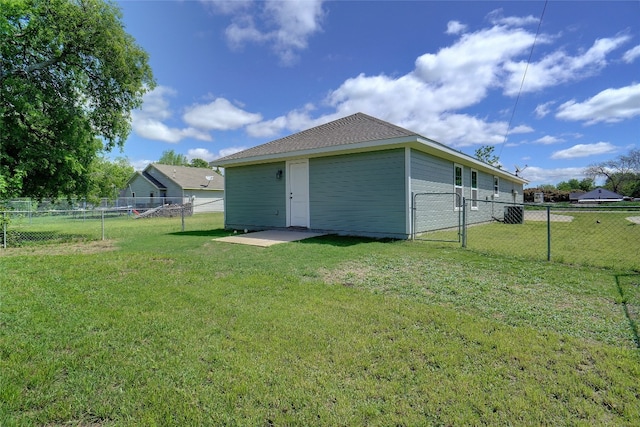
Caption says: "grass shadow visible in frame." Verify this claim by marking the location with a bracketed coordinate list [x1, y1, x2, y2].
[168, 228, 233, 238]
[299, 234, 398, 247]
[615, 273, 640, 349]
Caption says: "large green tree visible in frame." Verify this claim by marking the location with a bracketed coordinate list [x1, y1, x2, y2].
[85, 155, 134, 204]
[189, 158, 210, 168]
[556, 178, 594, 192]
[0, 0, 154, 200]
[474, 145, 501, 168]
[157, 150, 189, 167]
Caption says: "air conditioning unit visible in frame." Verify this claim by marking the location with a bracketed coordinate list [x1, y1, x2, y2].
[504, 206, 524, 224]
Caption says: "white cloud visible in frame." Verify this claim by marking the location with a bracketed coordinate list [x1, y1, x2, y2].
[218, 146, 247, 158]
[183, 98, 262, 131]
[186, 147, 247, 162]
[246, 19, 551, 146]
[487, 9, 540, 27]
[132, 86, 212, 143]
[186, 148, 217, 162]
[503, 35, 630, 95]
[131, 116, 211, 143]
[533, 135, 564, 145]
[131, 159, 153, 171]
[551, 142, 616, 160]
[521, 166, 589, 186]
[534, 101, 555, 118]
[209, 0, 325, 65]
[246, 115, 288, 138]
[622, 45, 640, 63]
[446, 21, 466, 35]
[204, 0, 253, 15]
[556, 83, 640, 124]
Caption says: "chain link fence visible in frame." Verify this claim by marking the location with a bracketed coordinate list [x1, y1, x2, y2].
[1, 197, 222, 249]
[413, 194, 640, 271]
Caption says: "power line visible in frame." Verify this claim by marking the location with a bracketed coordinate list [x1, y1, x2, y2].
[498, 0, 548, 159]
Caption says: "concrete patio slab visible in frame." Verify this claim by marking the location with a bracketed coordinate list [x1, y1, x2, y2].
[214, 230, 326, 247]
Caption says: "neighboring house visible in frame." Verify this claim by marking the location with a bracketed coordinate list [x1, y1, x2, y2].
[576, 188, 624, 203]
[122, 164, 224, 213]
[569, 191, 585, 203]
[213, 113, 527, 239]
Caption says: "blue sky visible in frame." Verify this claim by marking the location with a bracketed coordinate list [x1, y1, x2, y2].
[115, 0, 640, 187]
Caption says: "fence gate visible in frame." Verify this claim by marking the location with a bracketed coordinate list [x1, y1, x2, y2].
[412, 192, 462, 242]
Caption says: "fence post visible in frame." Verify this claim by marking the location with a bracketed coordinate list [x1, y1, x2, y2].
[461, 197, 467, 248]
[546, 205, 551, 261]
[181, 205, 185, 232]
[101, 210, 105, 241]
[411, 193, 415, 241]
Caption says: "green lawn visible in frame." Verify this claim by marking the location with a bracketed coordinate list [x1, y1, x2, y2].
[422, 209, 640, 270]
[1, 213, 639, 425]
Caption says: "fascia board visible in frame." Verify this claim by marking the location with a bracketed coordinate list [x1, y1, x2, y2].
[215, 135, 528, 185]
[212, 136, 421, 167]
[412, 137, 529, 185]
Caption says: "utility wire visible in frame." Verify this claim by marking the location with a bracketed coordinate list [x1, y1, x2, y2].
[498, 0, 548, 159]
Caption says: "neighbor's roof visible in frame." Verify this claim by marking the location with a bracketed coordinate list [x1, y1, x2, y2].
[213, 112, 527, 184]
[141, 171, 166, 189]
[149, 164, 224, 190]
[578, 188, 624, 200]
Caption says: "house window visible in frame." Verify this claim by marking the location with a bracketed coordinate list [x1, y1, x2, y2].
[131, 192, 135, 198]
[471, 169, 478, 210]
[454, 164, 463, 211]
[493, 176, 500, 197]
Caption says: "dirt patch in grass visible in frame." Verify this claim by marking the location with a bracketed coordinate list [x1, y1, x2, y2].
[524, 211, 574, 222]
[626, 216, 640, 224]
[318, 263, 376, 287]
[0, 239, 118, 257]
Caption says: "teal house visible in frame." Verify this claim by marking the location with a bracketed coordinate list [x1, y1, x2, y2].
[213, 113, 526, 239]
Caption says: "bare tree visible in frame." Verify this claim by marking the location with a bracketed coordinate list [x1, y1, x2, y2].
[585, 149, 640, 194]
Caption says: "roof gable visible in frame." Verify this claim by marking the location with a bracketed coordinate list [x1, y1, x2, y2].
[217, 113, 417, 162]
[214, 112, 526, 184]
[142, 171, 167, 189]
[147, 164, 224, 190]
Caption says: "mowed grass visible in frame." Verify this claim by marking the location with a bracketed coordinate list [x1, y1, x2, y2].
[1, 213, 639, 425]
[423, 210, 640, 270]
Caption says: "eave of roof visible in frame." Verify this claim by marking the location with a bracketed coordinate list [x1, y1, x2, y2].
[216, 135, 527, 184]
[212, 112, 527, 184]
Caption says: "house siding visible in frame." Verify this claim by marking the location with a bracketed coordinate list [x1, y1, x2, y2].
[145, 167, 182, 196]
[309, 149, 407, 238]
[187, 189, 224, 213]
[125, 175, 158, 199]
[410, 150, 524, 231]
[410, 151, 460, 231]
[224, 162, 286, 230]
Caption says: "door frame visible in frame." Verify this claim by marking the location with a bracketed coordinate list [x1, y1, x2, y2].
[285, 159, 310, 228]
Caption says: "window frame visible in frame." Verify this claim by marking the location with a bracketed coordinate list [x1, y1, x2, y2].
[454, 164, 463, 211]
[470, 169, 479, 210]
[493, 176, 500, 198]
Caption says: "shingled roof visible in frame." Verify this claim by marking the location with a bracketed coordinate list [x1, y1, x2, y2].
[150, 164, 224, 190]
[213, 112, 527, 184]
[217, 112, 419, 162]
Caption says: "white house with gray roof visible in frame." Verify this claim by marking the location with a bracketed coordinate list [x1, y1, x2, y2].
[213, 113, 527, 239]
[122, 164, 224, 213]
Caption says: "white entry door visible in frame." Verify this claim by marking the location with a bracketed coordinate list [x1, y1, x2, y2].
[287, 160, 309, 228]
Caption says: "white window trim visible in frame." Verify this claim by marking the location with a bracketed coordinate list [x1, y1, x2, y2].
[493, 176, 500, 198]
[470, 169, 478, 210]
[454, 163, 463, 211]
